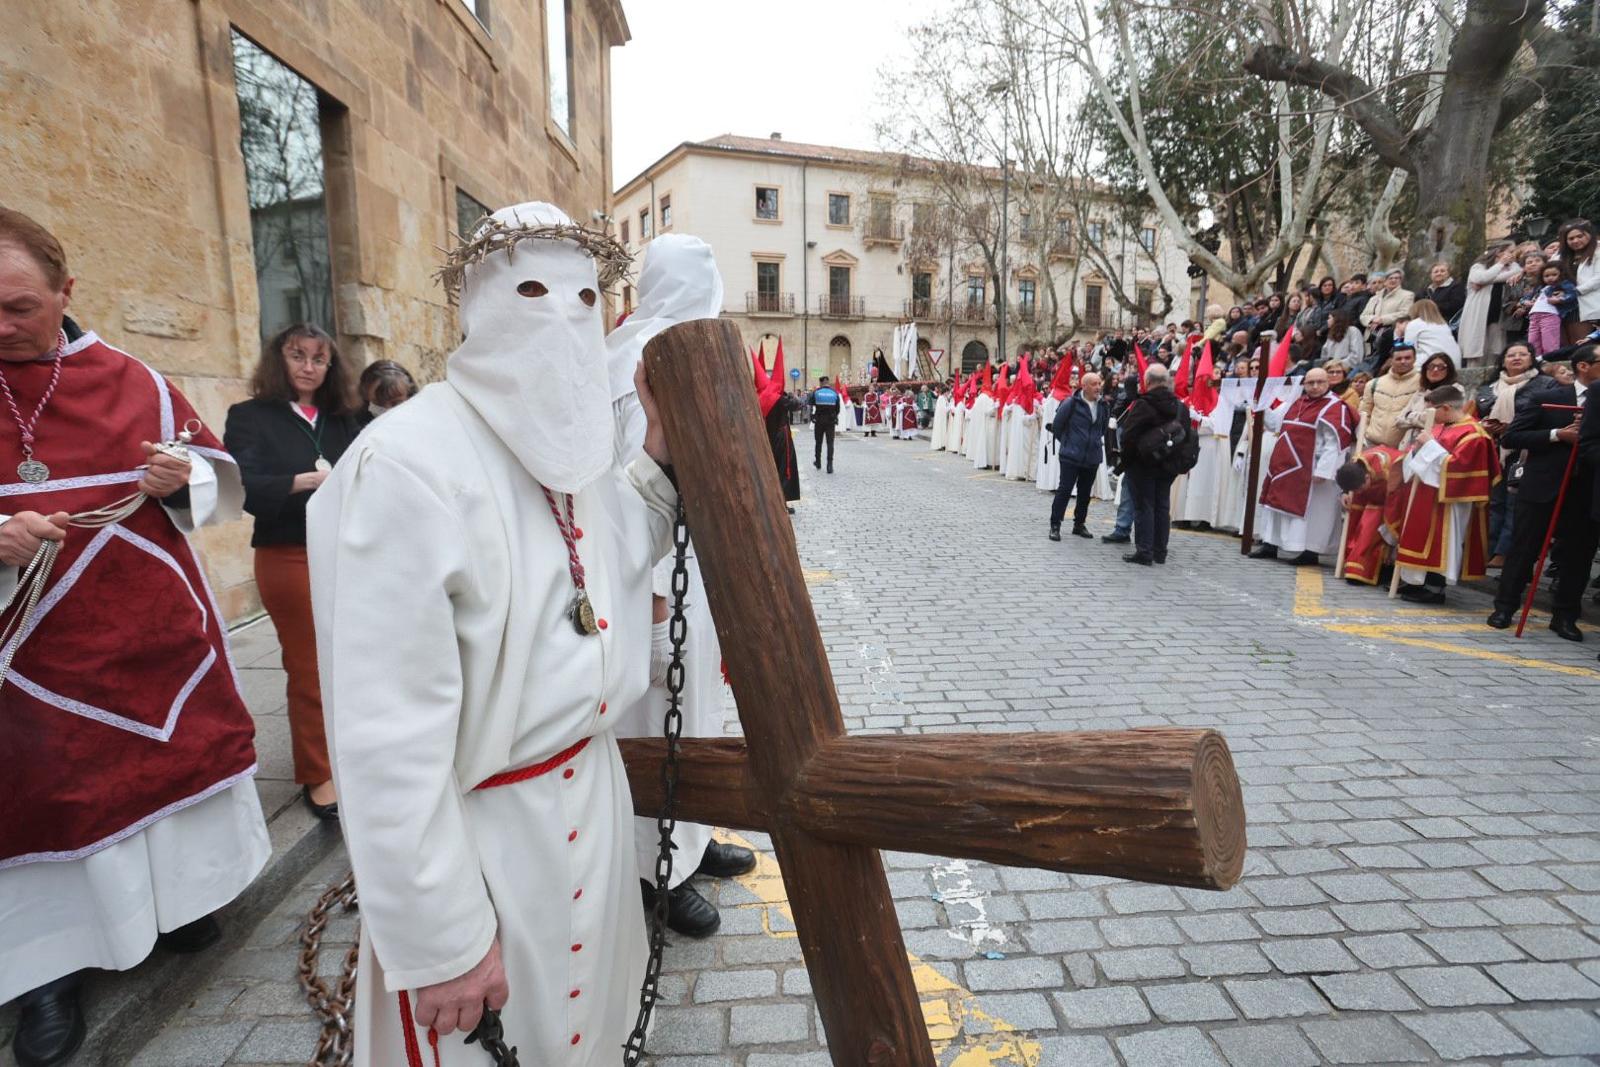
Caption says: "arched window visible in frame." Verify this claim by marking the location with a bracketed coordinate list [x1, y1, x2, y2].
[829, 335, 852, 383]
[961, 339, 989, 373]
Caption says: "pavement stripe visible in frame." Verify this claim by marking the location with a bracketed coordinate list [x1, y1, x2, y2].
[722, 831, 1042, 1065]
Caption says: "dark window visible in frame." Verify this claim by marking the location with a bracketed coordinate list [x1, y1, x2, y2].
[232, 30, 335, 340]
[756, 186, 779, 220]
[1085, 284, 1104, 325]
[966, 275, 984, 307]
[912, 272, 932, 302]
[829, 265, 850, 298]
[1087, 221, 1105, 244]
[620, 218, 629, 244]
[455, 188, 490, 241]
[1140, 227, 1156, 252]
[828, 194, 850, 226]
[1019, 279, 1036, 313]
[659, 193, 672, 230]
[757, 261, 780, 297]
[638, 206, 650, 240]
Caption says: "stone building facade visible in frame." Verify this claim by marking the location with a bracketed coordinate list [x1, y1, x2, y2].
[2, 0, 629, 620]
[613, 134, 1198, 389]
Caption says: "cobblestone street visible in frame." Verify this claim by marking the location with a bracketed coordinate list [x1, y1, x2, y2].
[84, 430, 1600, 1065]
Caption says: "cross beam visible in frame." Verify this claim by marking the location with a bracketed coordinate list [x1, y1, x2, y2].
[634, 319, 1247, 1066]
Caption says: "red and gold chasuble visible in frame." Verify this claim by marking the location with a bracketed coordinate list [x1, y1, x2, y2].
[1394, 418, 1501, 580]
[1261, 394, 1356, 517]
[1341, 445, 1402, 585]
[0, 332, 256, 869]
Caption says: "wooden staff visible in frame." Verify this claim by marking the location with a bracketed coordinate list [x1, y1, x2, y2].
[1333, 500, 1353, 579]
[1516, 402, 1585, 637]
[1239, 332, 1275, 554]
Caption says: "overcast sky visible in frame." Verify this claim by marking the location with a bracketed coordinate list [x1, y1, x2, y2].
[611, 2, 917, 189]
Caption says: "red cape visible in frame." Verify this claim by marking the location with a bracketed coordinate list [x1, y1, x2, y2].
[1260, 393, 1356, 517]
[0, 333, 256, 867]
[1395, 420, 1501, 579]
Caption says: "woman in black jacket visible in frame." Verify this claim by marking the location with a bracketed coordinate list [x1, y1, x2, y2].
[224, 324, 362, 820]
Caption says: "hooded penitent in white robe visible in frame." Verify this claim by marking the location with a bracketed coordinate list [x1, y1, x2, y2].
[996, 403, 1015, 472]
[930, 395, 949, 450]
[308, 204, 676, 1067]
[968, 395, 996, 468]
[1004, 407, 1040, 481]
[1254, 403, 1347, 554]
[1035, 396, 1060, 491]
[605, 234, 724, 891]
[950, 401, 967, 453]
[1176, 392, 1238, 527]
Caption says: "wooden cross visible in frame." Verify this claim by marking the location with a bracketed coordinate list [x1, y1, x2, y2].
[619, 319, 1247, 1066]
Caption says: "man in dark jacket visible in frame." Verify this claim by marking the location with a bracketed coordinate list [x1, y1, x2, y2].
[1115, 363, 1190, 565]
[1048, 371, 1111, 540]
[810, 375, 841, 473]
[1491, 345, 1598, 637]
[1579, 351, 1600, 662]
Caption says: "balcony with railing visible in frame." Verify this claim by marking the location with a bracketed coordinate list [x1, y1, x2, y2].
[746, 291, 796, 316]
[863, 219, 906, 246]
[954, 300, 994, 324]
[1015, 303, 1038, 324]
[903, 297, 942, 321]
[819, 294, 866, 318]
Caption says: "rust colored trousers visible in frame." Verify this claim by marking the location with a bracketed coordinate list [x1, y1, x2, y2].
[253, 546, 331, 786]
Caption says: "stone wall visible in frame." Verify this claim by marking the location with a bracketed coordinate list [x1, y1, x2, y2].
[1, 0, 627, 621]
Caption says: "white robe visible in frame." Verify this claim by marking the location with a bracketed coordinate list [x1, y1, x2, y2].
[1255, 406, 1346, 554]
[1177, 402, 1235, 527]
[995, 404, 1016, 472]
[1035, 397, 1060, 491]
[1004, 409, 1040, 481]
[951, 403, 968, 454]
[307, 384, 676, 1067]
[930, 396, 949, 450]
[1399, 438, 1474, 584]
[0, 455, 269, 1005]
[968, 395, 997, 469]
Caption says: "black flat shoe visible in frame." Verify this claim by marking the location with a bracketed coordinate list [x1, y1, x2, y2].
[1290, 551, 1319, 566]
[696, 840, 757, 878]
[1123, 553, 1153, 566]
[1486, 610, 1514, 630]
[1549, 617, 1584, 642]
[157, 914, 221, 954]
[1101, 532, 1131, 544]
[1072, 526, 1093, 539]
[1399, 585, 1446, 604]
[14, 975, 84, 1067]
[1048, 526, 1062, 542]
[1249, 545, 1278, 560]
[303, 787, 340, 822]
[641, 880, 721, 939]
[1153, 555, 1168, 565]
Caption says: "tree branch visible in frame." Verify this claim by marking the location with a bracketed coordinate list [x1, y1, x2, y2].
[1496, 18, 1596, 133]
[1243, 44, 1413, 172]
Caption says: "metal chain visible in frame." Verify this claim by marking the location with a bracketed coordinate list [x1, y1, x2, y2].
[622, 501, 691, 1064]
[298, 872, 360, 1067]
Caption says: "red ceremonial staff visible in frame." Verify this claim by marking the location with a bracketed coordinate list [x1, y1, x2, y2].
[1516, 402, 1584, 638]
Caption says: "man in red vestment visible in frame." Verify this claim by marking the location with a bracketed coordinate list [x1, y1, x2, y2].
[863, 385, 883, 436]
[1252, 367, 1356, 563]
[0, 208, 267, 1066]
[1334, 444, 1404, 584]
[1394, 384, 1501, 603]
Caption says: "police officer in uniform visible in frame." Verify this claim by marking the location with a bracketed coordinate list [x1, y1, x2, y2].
[811, 375, 841, 473]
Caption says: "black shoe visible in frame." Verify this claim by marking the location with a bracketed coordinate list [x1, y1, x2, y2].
[1289, 551, 1320, 566]
[1249, 544, 1279, 560]
[1399, 584, 1446, 604]
[1486, 609, 1514, 630]
[696, 840, 757, 878]
[303, 787, 339, 822]
[1123, 552, 1153, 565]
[641, 880, 721, 939]
[157, 914, 221, 954]
[1153, 555, 1167, 565]
[14, 976, 84, 1067]
[1102, 532, 1131, 544]
[827, 463, 833, 474]
[1550, 616, 1584, 642]
[1048, 525, 1062, 542]
[786, 506, 796, 515]
[813, 459, 821, 469]
[1072, 525, 1093, 539]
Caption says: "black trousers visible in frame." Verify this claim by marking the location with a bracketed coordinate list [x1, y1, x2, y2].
[813, 420, 836, 467]
[1494, 494, 1600, 620]
[1128, 467, 1175, 561]
[1050, 462, 1097, 529]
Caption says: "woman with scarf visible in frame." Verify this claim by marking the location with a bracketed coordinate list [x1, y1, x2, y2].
[1473, 341, 1539, 564]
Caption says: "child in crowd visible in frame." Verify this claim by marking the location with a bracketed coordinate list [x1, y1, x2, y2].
[1524, 261, 1579, 356]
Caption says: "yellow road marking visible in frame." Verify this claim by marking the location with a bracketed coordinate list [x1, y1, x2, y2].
[1325, 623, 1600, 679]
[724, 832, 1041, 1064]
[801, 568, 835, 584]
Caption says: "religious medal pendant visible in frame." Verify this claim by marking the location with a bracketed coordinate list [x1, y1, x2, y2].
[314, 456, 332, 473]
[16, 456, 47, 483]
[570, 591, 599, 636]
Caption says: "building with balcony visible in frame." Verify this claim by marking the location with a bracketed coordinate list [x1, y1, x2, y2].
[614, 133, 1197, 387]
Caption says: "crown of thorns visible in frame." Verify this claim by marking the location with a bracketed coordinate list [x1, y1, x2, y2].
[436, 213, 632, 298]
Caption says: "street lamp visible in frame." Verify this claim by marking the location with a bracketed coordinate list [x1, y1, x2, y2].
[988, 79, 1011, 369]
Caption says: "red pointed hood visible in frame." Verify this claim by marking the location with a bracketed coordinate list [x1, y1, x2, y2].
[1174, 338, 1195, 401]
[994, 364, 1010, 404]
[754, 342, 784, 417]
[1188, 341, 1219, 416]
[1048, 355, 1073, 400]
[1135, 345, 1149, 384]
[1268, 331, 1293, 378]
[1013, 355, 1038, 414]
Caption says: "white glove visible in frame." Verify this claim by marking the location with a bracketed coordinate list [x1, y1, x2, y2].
[648, 620, 672, 688]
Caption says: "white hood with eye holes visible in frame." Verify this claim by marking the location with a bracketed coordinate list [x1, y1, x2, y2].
[445, 202, 614, 495]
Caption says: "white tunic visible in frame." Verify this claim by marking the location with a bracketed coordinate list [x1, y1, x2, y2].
[1035, 397, 1060, 491]
[1004, 409, 1040, 481]
[930, 396, 949, 450]
[968, 395, 997, 468]
[950, 403, 967, 454]
[1399, 438, 1473, 584]
[996, 404, 1016, 472]
[307, 384, 675, 1067]
[1255, 406, 1347, 554]
[0, 456, 269, 1005]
